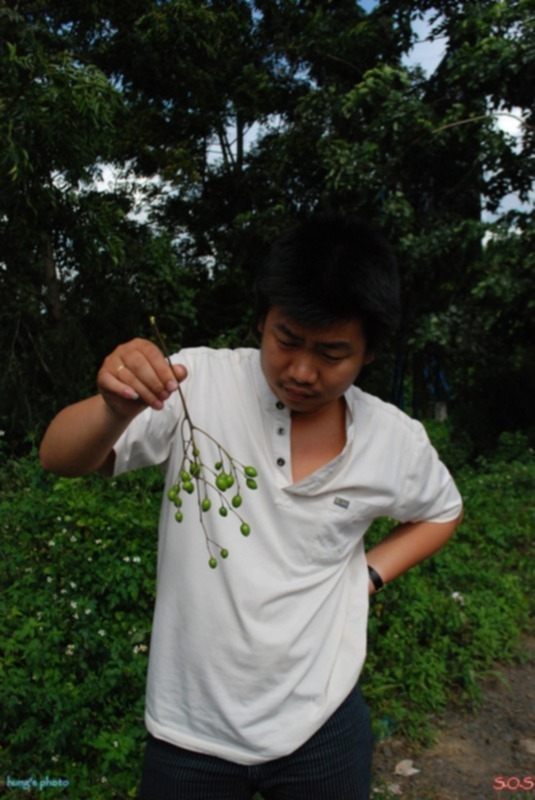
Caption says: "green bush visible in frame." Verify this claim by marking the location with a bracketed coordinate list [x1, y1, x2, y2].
[363, 434, 534, 741]
[1, 432, 533, 797]
[1, 454, 163, 798]
[422, 417, 474, 472]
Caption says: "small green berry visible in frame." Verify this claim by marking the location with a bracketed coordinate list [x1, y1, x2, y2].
[190, 462, 201, 477]
[240, 522, 251, 536]
[244, 466, 258, 477]
[174, 496, 183, 508]
[216, 474, 228, 491]
[208, 557, 218, 569]
[215, 461, 223, 470]
[175, 511, 183, 523]
[225, 474, 235, 488]
[183, 481, 195, 494]
[246, 478, 257, 490]
[232, 495, 243, 508]
[220, 549, 229, 559]
[167, 486, 179, 502]
[201, 498, 211, 512]
[219, 506, 228, 517]
[180, 470, 190, 482]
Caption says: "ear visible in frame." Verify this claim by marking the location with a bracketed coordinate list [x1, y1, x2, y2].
[257, 315, 266, 334]
[363, 351, 375, 366]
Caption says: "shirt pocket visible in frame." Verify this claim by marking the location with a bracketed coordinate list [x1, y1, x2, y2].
[306, 495, 376, 566]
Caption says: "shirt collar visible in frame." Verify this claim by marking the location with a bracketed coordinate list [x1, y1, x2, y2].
[252, 349, 289, 414]
[251, 350, 357, 491]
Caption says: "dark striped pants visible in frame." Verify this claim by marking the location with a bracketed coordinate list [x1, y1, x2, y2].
[139, 683, 373, 799]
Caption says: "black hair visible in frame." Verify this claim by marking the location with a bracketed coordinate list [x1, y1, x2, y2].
[254, 213, 401, 353]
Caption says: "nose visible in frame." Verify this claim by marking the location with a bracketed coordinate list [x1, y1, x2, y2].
[287, 352, 318, 385]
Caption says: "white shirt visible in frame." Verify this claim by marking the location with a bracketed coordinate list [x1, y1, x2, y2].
[113, 346, 462, 764]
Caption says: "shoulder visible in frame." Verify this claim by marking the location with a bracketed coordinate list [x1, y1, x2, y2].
[347, 386, 423, 436]
[171, 347, 261, 400]
[172, 346, 259, 371]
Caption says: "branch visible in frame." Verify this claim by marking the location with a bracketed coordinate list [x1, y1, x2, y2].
[411, 111, 534, 146]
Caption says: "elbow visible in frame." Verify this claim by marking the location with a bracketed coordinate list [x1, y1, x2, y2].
[39, 439, 56, 474]
[445, 507, 464, 542]
[39, 449, 70, 477]
[38, 439, 90, 478]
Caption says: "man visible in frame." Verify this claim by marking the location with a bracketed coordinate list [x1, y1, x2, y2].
[40, 214, 463, 799]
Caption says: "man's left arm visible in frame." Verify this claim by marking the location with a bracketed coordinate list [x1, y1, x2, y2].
[366, 510, 463, 595]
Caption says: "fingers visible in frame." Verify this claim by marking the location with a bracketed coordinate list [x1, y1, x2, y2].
[98, 338, 187, 412]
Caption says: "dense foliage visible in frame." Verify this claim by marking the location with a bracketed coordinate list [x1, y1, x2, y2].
[1, 429, 533, 798]
[1, 3, 533, 796]
[1, 0, 534, 454]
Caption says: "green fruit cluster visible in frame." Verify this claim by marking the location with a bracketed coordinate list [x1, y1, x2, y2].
[167, 454, 258, 569]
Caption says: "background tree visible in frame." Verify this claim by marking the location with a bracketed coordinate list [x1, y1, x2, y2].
[1, 0, 533, 453]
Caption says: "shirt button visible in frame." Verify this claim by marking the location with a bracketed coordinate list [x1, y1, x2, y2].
[276, 401, 284, 410]
[277, 427, 285, 435]
[277, 457, 286, 467]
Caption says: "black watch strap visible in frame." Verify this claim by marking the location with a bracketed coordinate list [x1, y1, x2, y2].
[368, 564, 384, 593]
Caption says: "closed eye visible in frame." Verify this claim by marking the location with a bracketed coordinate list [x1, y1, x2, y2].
[319, 351, 346, 363]
[276, 336, 298, 349]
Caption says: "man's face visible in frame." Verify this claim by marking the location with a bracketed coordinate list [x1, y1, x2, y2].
[259, 307, 373, 417]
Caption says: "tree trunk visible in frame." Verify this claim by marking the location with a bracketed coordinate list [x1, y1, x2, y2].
[42, 231, 63, 327]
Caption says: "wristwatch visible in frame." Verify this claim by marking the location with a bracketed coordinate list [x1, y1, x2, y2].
[367, 564, 384, 593]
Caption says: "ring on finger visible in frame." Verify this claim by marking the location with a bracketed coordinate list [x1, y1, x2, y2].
[116, 364, 126, 376]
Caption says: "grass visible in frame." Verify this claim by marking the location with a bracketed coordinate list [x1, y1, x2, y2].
[1, 428, 533, 798]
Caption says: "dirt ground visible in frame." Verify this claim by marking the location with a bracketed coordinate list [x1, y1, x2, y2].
[371, 637, 535, 800]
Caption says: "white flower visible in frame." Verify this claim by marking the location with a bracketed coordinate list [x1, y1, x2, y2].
[132, 556, 141, 563]
[48, 540, 56, 547]
[65, 644, 75, 655]
[47, 576, 53, 583]
[123, 556, 131, 563]
[451, 591, 465, 606]
[95, 539, 102, 545]
[0, 430, 5, 437]
[70, 601, 77, 609]
[98, 629, 106, 637]
[70, 582, 77, 589]
[70, 535, 77, 543]
[85, 609, 92, 615]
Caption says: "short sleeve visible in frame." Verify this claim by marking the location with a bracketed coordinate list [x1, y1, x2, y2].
[113, 397, 181, 477]
[396, 422, 463, 524]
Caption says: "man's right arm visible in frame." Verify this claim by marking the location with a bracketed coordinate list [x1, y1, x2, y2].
[39, 337, 187, 478]
[40, 394, 135, 477]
